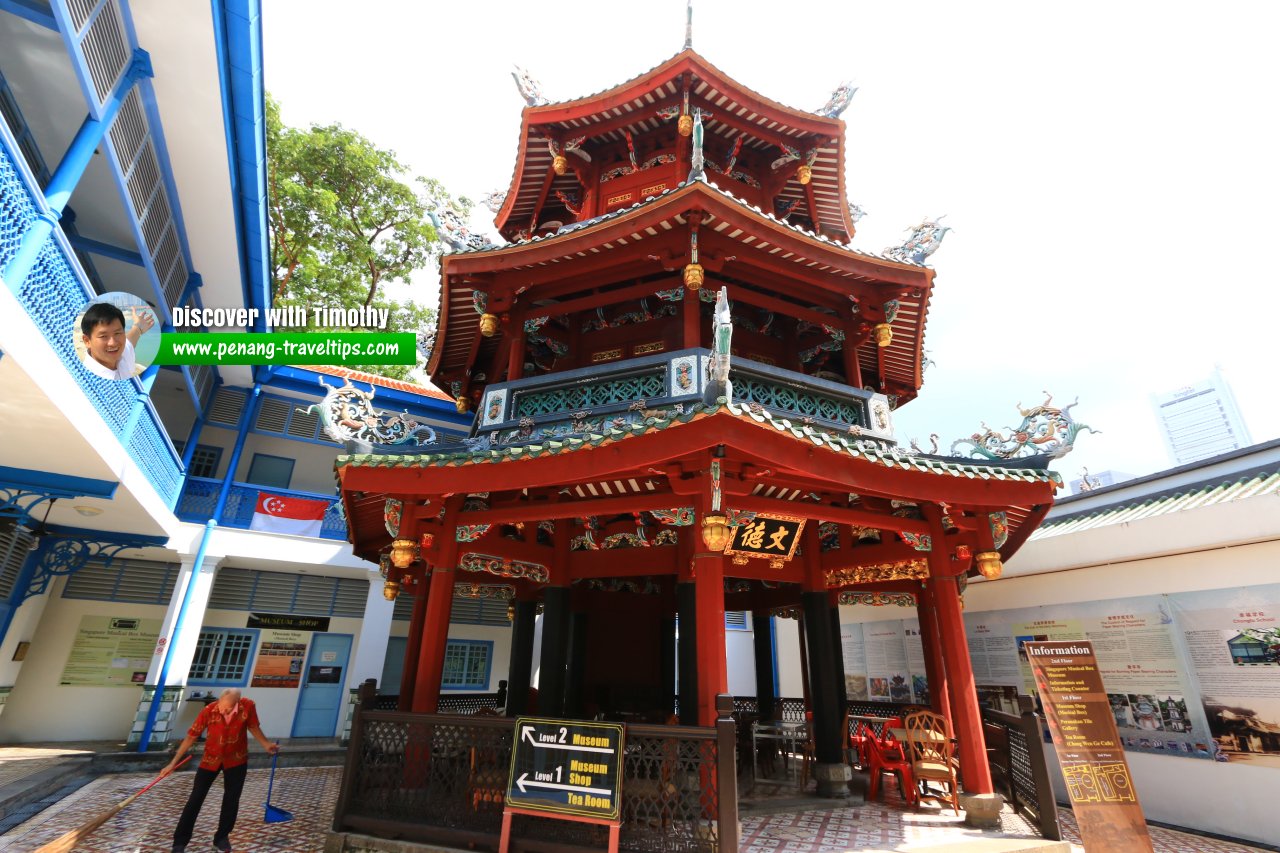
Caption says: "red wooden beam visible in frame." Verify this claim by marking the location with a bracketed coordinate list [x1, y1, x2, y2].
[528, 163, 559, 233]
[569, 547, 679, 579]
[456, 492, 682, 525]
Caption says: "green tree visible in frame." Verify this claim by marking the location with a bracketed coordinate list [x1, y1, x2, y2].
[267, 94, 467, 380]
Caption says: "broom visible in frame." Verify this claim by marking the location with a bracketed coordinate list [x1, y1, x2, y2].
[33, 755, 191, 853]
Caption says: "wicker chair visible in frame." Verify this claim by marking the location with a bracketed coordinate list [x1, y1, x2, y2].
[904, 710, 960, 813]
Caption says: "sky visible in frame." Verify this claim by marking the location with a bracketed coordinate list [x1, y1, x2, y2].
[263, 0, 1280, 484]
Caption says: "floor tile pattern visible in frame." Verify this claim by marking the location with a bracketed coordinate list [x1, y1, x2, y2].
[0, 766, 341, 851]
[1, 763, 1273, 852]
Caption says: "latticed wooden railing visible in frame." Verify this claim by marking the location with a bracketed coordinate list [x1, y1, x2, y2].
[335, 682, 739, 853]
[982, 703, 1060, 840]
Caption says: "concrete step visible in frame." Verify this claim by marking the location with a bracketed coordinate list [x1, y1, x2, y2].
[0, 756, 93, 829]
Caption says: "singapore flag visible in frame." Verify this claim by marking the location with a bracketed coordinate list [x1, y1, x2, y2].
[250, 493, 328, 537]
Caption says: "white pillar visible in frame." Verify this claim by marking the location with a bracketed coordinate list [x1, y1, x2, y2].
[127, 553, 219, 747]
[349, 572, 394, 689]
[341, 572, 393, 743]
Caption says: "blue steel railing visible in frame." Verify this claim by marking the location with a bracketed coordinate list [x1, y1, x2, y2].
[0, 121, 184, 506]
[176, 476, 347, 541]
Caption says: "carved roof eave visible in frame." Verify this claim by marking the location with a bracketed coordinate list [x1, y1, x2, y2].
[336, 402, 1059, 565]
[493, 49, 853, 239]
[428, 181, 932, 380]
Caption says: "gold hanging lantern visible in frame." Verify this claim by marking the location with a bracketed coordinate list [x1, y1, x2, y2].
[797, 164, 812, 185]
[479, 313, 500, 337]
[975, 550, 1003, 580]
[701, 514, 731, 551]
[389, 538, 418, 569]
[455, 397, 469, 414]
[552, 154, 568, 175]
[506, 602, 517, 622]
[383, 579, 401, 601]
[683, 262, 704, 290]
[872, 322, 893, 347]
[678, 114, 693, 137]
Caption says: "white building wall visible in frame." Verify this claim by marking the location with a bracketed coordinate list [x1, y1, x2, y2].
[979, 537, 1280, 846]
[0, 584, 164, 742]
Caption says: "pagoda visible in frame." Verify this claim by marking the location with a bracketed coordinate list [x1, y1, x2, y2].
[333, 28, 1081, 844]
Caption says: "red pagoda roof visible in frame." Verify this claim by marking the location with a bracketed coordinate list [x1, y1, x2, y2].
[495, 49, 855, 242]
[430, 180, 933, 400]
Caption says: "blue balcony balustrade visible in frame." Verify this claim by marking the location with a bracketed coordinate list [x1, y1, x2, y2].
[1, 122, 184, 506]
[176, 476, 347, 541]
[473, 348, 895, 447]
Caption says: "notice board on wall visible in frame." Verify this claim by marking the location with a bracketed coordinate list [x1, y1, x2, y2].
[60, 615, 161, 686]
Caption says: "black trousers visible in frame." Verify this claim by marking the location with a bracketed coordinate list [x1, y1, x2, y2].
[173, 763, 247, 846]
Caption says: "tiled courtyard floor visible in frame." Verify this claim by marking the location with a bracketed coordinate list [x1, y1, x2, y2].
[0, 764, 1272, 852]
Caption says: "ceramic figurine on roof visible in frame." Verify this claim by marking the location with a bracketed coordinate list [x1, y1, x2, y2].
[511, 65, 548, 106]
[481, 190, 507, 214]
[816, 82, 857, 118]
[428, 203, 489, 253]
[704, 286, 733, 404]
[885, 217, 951, 264]
[951, 394, 1097, 461]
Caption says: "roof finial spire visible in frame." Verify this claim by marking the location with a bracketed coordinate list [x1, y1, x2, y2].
[684, 0, 693, 50]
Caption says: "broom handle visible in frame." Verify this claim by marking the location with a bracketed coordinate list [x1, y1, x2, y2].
[33, 756, 191, 853]
[267, 752, 277, 802]
[139, 754, 192, 797]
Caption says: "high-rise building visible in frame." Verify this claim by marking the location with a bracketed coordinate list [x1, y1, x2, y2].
[1154, 368, 1252, 465]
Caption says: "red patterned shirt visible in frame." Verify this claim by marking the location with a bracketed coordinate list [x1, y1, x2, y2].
[188, 698, 260, 770]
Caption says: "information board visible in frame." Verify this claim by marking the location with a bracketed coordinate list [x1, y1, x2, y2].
[505, 717, 624, 820]
[1024, 640, 1153, 852]
[60, 615, 161, 686]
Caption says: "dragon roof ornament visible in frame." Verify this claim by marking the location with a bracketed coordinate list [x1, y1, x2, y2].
[300, 378, 438, 450]
[816, 82, 857, 118]
[428, 201, 491, 253]
[951, 393, 1098, 461]
[884, 216, 951, 265]
[511, 66, 548, 106]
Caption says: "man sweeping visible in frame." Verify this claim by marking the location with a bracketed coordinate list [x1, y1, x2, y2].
[160, 688, 279, 852]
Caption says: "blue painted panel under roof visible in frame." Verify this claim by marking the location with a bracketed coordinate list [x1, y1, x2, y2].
[211, 0, 269, 331]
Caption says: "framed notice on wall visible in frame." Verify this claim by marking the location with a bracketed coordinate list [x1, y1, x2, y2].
[250, 629, 308, 688]
[60, 615, 161, 686]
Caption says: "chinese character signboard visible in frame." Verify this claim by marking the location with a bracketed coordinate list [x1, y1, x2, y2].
[725, 514, 804, 567]
[1024, 641, 1153, 852]
[506, 717, 623, 820]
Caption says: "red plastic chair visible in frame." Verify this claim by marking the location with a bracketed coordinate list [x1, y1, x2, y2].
[866, 731, 917, 805]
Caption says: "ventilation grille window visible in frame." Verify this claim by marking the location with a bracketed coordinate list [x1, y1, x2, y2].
[0, 521, 35, 600]
[208, 388, 246, 426]
[392, 594, 414, 621]
[725, 610, 750, 631]
[449, 596, 511, 626]
[209, 567, 366, 617]
[255, 397, 290, 434]
[62, 558, 179, 605]
[288, 406, 321, 440]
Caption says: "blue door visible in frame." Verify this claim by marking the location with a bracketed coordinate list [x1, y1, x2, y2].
[291, 633, 352, 737]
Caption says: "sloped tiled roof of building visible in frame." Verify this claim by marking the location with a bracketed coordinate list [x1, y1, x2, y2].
[296, 365, 452, 401]
[1032, 466, 1280, 540]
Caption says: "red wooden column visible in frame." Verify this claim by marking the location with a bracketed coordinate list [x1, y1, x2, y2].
[925, 520, 992, 795]
[412, 498, 463, 713]
[397, 574, 429, 711]
[692, 547, 728, 727]
[683, 277, 701, 350]
[915, 580, 951, 726]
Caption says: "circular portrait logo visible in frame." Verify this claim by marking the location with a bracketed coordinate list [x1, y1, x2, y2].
[73, 292, 160, 381]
